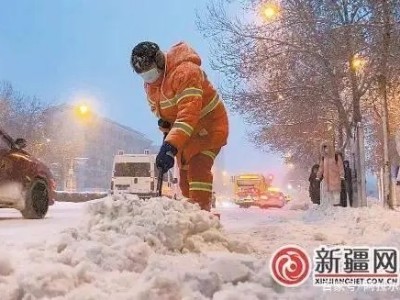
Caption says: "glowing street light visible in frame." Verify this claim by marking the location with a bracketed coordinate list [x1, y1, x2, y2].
[73, 103, 92, 121]
[351, 55, 366, 71]
[78, 105, 89, 115]
[261, 2, 281, 22]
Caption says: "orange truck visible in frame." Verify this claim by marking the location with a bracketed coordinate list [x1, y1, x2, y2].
[233, 173, 268, 208]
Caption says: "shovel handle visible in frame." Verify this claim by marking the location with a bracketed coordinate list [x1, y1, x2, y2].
[157, 167, 164, 197]
[156, 132, 168, 196]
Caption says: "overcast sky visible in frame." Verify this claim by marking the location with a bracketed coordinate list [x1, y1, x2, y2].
[0, 0, 285, 180]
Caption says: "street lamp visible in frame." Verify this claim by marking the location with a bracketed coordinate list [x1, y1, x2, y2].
[75, 104, 90, 116]
[79, 105, 89, 115]
[73, 103, 93, 122]
[351, 55, 366, 71]
[261, 2, 281, 22]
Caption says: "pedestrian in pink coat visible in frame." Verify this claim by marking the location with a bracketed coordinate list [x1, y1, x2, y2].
[317, 143, 345, 207]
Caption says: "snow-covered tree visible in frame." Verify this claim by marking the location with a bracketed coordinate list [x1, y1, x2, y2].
[0, 81, 49, 157]
[198, 0, 400, 170]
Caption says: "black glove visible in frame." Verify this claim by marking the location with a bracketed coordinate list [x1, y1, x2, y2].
[158, 119, 171, 134]
[158, 119, 171, 129]
[156, 142, 177, 173]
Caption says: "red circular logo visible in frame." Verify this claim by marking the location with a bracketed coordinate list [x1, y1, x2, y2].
[270, 245, 311, 287]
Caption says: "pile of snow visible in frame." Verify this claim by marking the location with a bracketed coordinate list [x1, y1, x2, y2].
[0, 195, 289, 300]
[223, 203, 400, 299]
[284, 191, 313, 211]
[284, 198, 313, 211]
[81, 195, 251, 254]
[302, 203, 400, 246]
[1, 195, 400, 299]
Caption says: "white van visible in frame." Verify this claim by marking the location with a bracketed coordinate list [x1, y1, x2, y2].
[110, 152, 178, 198]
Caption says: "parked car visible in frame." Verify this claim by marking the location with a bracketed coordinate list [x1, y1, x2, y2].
[0, 129, 55, 218]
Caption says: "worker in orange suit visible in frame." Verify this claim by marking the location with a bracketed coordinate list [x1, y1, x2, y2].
[130, 41, 229, 211]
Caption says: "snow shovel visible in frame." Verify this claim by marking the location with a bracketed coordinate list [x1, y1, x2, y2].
[156, 133, 168, 197]
[156, 121, 170, 197]
[156, 166, 164, 197]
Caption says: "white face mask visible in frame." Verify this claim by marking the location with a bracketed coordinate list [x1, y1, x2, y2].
[139, 67, 161, 83]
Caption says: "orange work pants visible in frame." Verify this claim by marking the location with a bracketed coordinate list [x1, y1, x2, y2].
[179, 149, 220, 211]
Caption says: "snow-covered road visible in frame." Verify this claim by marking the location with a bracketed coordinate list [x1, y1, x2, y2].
[0, 201, 280, 248]
[0, 202, 86, 247]
[2, 200, 400, 256]
[0, 201, 291, 251]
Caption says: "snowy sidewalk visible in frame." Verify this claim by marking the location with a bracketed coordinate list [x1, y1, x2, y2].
[220, 203, 400, 258]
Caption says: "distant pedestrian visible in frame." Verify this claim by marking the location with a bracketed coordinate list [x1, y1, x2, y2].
[317, 143, 345, 207]
[343, 160, 353, 207]
[308, 164, 320, 205]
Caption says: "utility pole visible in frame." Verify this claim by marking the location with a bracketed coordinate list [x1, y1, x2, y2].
[380, 0, 393, 208]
